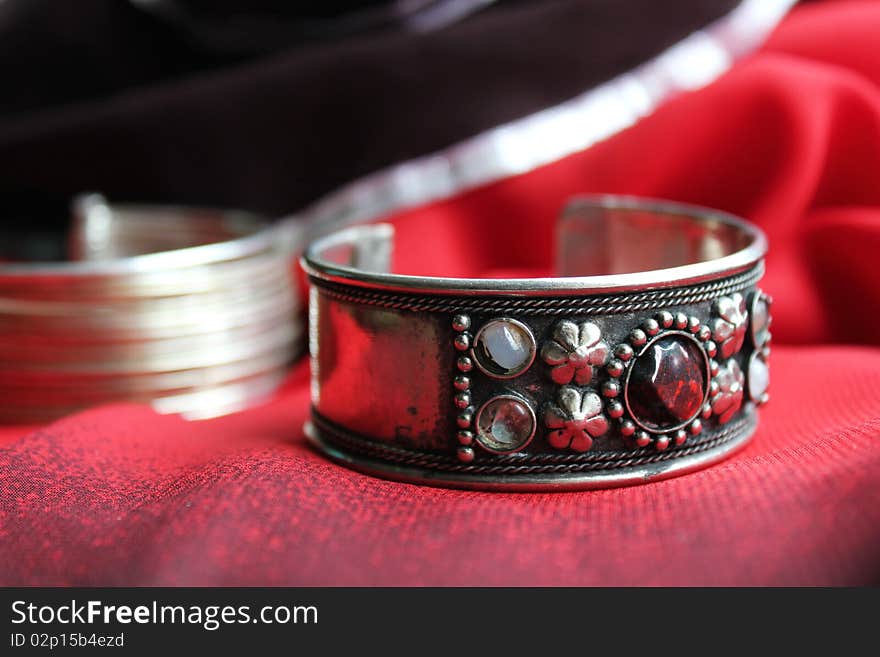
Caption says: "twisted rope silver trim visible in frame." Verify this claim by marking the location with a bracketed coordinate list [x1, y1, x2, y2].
[310, 263, 763, 316]
[311, 410, 754, 475]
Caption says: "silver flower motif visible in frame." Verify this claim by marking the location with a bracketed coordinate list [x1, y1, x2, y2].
[711, 359, 745, 424]
[712, 293, 748, 359]
[541, 320, 609, 385]
[544, 386, 609, 452]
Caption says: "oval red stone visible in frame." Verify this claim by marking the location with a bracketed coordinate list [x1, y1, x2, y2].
[626, 335, 707, 431]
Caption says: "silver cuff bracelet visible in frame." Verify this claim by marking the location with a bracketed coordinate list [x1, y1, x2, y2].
[302, 195, 772, 491]
[0, 194, 303, 423]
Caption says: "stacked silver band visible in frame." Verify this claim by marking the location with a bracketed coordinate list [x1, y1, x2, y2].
[0, 195, 302, 423]
[303, 196, 771, 491]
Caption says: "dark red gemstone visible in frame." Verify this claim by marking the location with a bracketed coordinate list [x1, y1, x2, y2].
[626, 335, 707, 431]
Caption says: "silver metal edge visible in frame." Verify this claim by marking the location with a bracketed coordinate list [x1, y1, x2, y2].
[304, 414, 756, 492]
[302, 195, 767, 296]
[0, 202, 274, 276]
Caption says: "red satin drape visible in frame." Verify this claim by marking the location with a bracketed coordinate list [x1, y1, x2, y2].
[2, 0, 879, 586]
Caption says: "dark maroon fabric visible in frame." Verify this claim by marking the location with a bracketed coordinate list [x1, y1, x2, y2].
[0, 0, 737, 223]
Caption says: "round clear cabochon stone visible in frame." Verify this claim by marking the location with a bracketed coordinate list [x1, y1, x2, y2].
[472, 319, 535, 378]
[748, 352, 770, 401]
[475, 396, 536, 453]
[751, 295, 771, 345]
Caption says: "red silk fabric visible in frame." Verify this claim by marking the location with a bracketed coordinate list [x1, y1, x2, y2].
[2, 0, 880, 586]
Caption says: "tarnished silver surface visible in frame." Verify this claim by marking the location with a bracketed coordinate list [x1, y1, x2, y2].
[0, 194, 302, 423]
[303, 196, 770, 491]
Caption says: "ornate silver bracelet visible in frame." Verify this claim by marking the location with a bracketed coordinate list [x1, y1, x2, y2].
[302, 195, 771, 490]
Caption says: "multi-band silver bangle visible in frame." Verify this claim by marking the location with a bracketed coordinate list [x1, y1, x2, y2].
[303, 195, 772, 491]
[0, 194, 303, 423]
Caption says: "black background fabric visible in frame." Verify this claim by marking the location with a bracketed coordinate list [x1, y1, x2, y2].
[0, 0, 738, 229]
